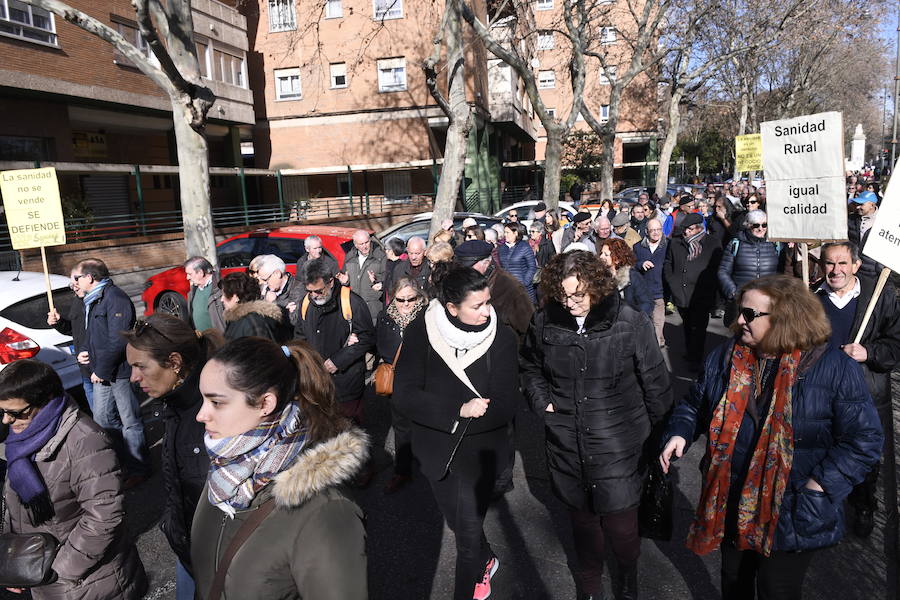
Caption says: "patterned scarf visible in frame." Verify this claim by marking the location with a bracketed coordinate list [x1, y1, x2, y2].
[687, 344, 801, 557]
[686, 230, 706, 261]
[386, 297, 426, 332]
[204, 401, 307, 517]
[5, 395, 67, 525]
[82, 278, 111, 325]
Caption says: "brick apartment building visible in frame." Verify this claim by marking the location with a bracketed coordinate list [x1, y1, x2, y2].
[0, 0, 254, 241]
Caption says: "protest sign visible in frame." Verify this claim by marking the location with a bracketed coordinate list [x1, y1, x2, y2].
[735, 134, 762, 172]
[0, 167, 66, 250]
[862, 161, 900, 273]
[761, 111, 847, 241]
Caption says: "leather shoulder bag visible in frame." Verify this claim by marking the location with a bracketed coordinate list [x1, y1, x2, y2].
[373, 343, 402, 396]
[0, 488, 59, 587]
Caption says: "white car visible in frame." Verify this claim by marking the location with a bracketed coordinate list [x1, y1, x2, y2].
[0, 271, 82, 391]
[494, 201, 578, 229]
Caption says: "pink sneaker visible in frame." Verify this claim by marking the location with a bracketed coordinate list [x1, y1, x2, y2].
[472, 557, 499, 600]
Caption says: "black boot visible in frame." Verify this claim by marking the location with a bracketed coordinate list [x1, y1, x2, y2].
[854, 507, 875, 538]
[612, 564, 638, 600]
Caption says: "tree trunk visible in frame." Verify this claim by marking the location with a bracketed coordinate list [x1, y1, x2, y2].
[600, 124, 615, 200]
[428, 0, 472, 239]
[171, 100, 217, 267]
[543, 127, 564, 210]
[656, 86, 684, 197]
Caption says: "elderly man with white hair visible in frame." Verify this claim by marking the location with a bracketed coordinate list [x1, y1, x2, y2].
[393, 236, 430, 291]
[337, 229, 387, 320]
[254, 254, 305, 333]
[296, 235, 339, 283]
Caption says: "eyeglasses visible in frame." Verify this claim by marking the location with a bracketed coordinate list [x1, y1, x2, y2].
[750, 223, 768, 230]
[258, 271, 278, 284]
[0, 405, 34, 421]
[72, 274, 89, 282]
[561, 290, 588, 304]
[739, 307, 770, 324]
[247, 269, 258, 277]
[133, 319, 175, 344]
[748, 199, 760, 204]
[307, 279, 333, 296]
[508, 213, 518, 218]
[394, 296, 419, 304]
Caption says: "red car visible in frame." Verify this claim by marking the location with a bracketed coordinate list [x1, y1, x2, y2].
[142, 225, 359, 319]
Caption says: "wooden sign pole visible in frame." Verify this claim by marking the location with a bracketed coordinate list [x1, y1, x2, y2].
[853, 266, 891, 344]
[800, 242, 810, 288]
[39, 246, 55, 313]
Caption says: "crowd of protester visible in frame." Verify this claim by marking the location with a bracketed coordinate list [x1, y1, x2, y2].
[0, 171, 893, 600]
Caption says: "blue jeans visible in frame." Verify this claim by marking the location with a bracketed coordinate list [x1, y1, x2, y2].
[176, 559, 196, 600]
[81, 375, 94, 412]
[92, 379, 150, 476]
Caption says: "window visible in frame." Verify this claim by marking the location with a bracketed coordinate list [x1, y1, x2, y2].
[217, 238, 259, 268]
[535, 0, 553, 10]
[325, 0, 343, 18]
[383, 171, 412, 201]
[537, 31, 554, 50]
[373, 0, 402, 20]
[274, 68, 302, 100]
[195, 41, 210, 78]
[599, 65, 616, 84]
[330, 62, 347, 88]
[268, 0, 296, 31]
[546, 108, 556, 118]
[600, 26, 616, 44]
[337, 174, 351, 197]
[538, 70, 555, 89]
[377, 57, 406, 92]
[113, 21, 157, 67]
[600, 104, 609, 123]
[214, 48, 245, 87]
[0, 0, 56, 45]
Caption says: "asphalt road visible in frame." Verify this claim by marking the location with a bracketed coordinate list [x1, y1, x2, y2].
[122, 311, 896, 600]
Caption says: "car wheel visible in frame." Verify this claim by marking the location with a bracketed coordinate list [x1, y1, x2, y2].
[156, 291, 190, 323]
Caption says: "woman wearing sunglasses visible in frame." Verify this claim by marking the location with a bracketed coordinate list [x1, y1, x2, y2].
[375, 278, 428, 493]
[123, 314, 223, 600]
[717, 210, 785, 326]
[0, 359, 147, 599]
[660, 274, 883, 600]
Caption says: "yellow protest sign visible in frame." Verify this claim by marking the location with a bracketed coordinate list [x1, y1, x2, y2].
[0, 167, 66, 250]
[735, 134, 762, 172]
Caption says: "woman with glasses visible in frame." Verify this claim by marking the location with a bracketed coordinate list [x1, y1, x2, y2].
[520, 251, 672, 600]
[219, 272, 284, 342]
[376, 278, 428, 494]
[660, 275, 883, 600]
[0, 360, 147, 599]
[123, 314, 223, 600]
[718, 210, 784, 326]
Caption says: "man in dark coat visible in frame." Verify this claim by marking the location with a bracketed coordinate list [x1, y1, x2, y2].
[663, 213, 723, 367]
[47, 267, 93, 410]
[184, 256, 225, 332]
[72, 258, 150, 483]
[633, 218, 667, 346]
[338, 230, 387, 321]
[294, 258, 375, 421]
[254, 253, 304, 340]
[815, 241, 900, 537]
[296, 235, 340, 283]
[392, 236, 431, 291]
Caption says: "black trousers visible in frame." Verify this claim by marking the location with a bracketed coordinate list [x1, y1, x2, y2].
[569, 507, 641, 596]
[428, 470, 496, 599]
[720, 543, 816, 600]
[390, 406, 413, 476]
[678, 304, 711, 363]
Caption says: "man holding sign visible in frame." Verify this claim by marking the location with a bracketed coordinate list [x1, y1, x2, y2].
[815, 241, 900, 537]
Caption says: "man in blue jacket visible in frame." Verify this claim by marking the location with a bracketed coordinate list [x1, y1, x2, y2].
[633, 218, 667, 347]
[72, 258, 150, 485]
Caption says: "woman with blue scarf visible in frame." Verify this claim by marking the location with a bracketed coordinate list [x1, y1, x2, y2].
[0, 360, 147, 599]
[190, 337, 369, 600]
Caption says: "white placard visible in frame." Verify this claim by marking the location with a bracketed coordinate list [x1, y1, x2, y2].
[761, 111, 848, 241]
[862, 159, 900, 272]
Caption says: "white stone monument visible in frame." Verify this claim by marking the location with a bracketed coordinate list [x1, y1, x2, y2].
[845, 123, 866, 172]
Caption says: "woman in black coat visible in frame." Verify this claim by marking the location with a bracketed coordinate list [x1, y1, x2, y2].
[219, 272, 283, 342]
[123, 314, 223, 600]
[520, 251, 672, 600]
[393, 267, 519, 600]
[375, 277, 427, 493]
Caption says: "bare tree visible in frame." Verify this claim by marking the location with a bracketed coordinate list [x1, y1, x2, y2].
[462, 0, 587, 209]
[22, 0, 217, 266]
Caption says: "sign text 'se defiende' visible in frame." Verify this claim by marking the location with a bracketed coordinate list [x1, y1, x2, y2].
[0, 167, 67, 249]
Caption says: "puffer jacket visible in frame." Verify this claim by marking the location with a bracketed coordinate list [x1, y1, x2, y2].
[191, 428, 369, 600]
[717, 230, 782, 299]
[3, 402, 147, 600]
[663, 339, 883, 552]
[520, 294, 672, 514]
[223, 300, 284, 343]
[497, 240, 537, 302]
[157, 366, 208, 572]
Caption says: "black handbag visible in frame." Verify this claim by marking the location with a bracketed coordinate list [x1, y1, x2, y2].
[0, 488, 59, 587]
[638, 460, 674, 541]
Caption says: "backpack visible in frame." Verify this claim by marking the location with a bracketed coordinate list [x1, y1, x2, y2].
[300, 285, 352, 322]
[728, 238, 781, 257]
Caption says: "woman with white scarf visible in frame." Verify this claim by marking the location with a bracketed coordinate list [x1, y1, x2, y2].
[393, 267, 519, 600]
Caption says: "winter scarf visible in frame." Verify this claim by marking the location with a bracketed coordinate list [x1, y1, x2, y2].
[82, 278, 112, 325]
[427, 298, 495, 353]
[386, 297, 426, 332]
[687, 344, 801, 557]
[205, 401, 307, 517]
[686, 230, 706, 261]
[5, 395, 67, 525]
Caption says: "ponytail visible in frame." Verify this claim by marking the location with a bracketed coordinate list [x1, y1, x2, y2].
[282, 341, 349, 443]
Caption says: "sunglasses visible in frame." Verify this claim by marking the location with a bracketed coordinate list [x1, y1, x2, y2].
[750, 223, 768, 229]
[0, 405, 35, 421]
[740, 307, 770, 324]
[72, 274, 90, 282]
[394, 297, 419, 304]
[508, 214, 518, 218]
[307, 279, 333, 295]
[133, 319, 175, 344]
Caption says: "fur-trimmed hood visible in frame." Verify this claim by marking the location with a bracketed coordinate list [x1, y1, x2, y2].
[223, 299, 283, 323]
[272, 427, 369, 508]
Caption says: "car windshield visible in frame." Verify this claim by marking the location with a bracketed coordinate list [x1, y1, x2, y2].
[217, 238, 258, 268]
[0, 287, 76, 330]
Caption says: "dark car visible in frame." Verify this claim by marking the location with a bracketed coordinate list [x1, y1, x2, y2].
[376, 212, 502, 244]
